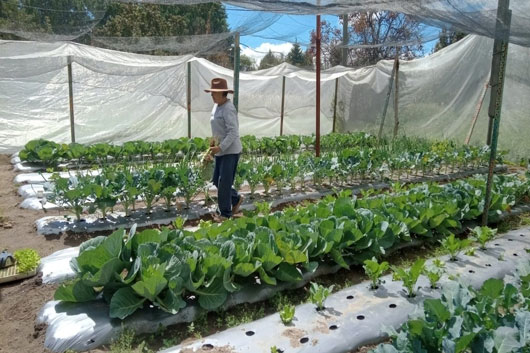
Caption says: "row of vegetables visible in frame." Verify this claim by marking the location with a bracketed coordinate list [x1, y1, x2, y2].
[18, 132, 377, 168]
[53, 174, 530, 320]
[46, 142, 494, 220]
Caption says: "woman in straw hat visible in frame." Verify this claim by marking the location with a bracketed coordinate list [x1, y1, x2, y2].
[205, 78, 244, 221]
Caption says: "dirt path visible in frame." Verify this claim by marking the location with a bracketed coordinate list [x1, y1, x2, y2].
[0, 154, 93, 353]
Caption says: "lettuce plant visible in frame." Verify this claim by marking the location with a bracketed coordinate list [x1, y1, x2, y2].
[279, 304, 295, 325]
[472, 226, 497, 250]
[309, 282, 334, 310]
[13, 249, 40, 273]
[441, 234, 471, 261]
[363, 257, 389, 290]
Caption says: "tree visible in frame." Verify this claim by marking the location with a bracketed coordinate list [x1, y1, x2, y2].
[239, 54, 256, 71]
[258, 49, 283, 70]
[433, 28, 466, 52]
[286, 42, 308, 67]
[308, 12, 424, 68]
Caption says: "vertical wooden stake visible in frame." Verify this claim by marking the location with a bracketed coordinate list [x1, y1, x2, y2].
[465, 77, 489, 145]
[316, 14, 321, 157]
[233, 32, 241, 111]
[393, 51, 400, 139]
[280, 76, 286, 136]
[67, 56, 75, 143]
[378, 55, 398, 139]
[187, 61, 192, 138]
[332, 77, 339, 133]
[482, 0, 511, 226]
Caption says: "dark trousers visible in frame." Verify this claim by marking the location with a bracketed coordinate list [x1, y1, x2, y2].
[212, 153, 240, 218]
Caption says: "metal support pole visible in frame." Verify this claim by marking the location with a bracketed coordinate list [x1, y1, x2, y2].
[233, 32, 241, 111]
[341, 14, 348, 66]
[332, 77, 338, 133]
[316, 15, 321, 157]
[187, 61, 192, 138]
[482, 0, 511, 226]
[280, 76, 286, 136]
[378, 55, 398, 139]
[67, 56, 75, 143]
[465, 77, 489, 145]
[393, 50, 400, 139]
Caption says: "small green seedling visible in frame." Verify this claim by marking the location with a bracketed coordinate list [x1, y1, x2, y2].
[433, 258, 445, 268]
[255, 201, 271, 215]
[309, 282, 334, 310]
[172, 217, 186, 230]
[465, 247, 476, 256]
[279, 304, 295, 325]
[270, 346, 281, 353]
[363, 257, 389, 290]
[441, 233, 471, 261]
[471, 226, 497, 250]
[392, 259, 425, 297]
[423, 265, 443, 289]
[13, 248, 40, 273]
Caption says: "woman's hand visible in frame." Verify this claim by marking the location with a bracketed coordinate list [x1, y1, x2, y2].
[209, 146, 221, 155]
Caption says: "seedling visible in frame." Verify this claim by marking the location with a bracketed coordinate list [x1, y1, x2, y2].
[279, 304, 295, 325]
[392, 259, 425, 297]
[441, 233, 471, 261]
[255, 201, 271, 215]
[363, 257, 389, 290]
[309, 282, 334, 310]
[172, 217, 186, 230]
[471, 226, 497, 250]
[465, 247, 476, 256]
[433, 258, 445, 269]
[423, 265, 443, 289]
[13, 248, 40, 273]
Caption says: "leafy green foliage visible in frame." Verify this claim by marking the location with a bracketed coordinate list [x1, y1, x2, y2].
[372, 272, 530, 353]
[279, 304, 296, 325]
[441, 234, 472, 261]
[363, 257, 389, 289]
[53, 174, 529, 319]
[13, 248, 40, 273]
[423, 265, 444, 289]
[472, 226, 498, 250]
[392, 259, 425, 297]
[309, 282, 334, 310]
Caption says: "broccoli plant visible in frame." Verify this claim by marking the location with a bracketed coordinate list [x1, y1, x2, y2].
[363, 257, 389, 290]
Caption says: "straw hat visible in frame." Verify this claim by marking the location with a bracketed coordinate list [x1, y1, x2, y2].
[204, 78, 234, 93]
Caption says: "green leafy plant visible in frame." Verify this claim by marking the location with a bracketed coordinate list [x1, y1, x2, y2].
[13, 248, 40, 273]
[309, 282, 334, 310]
[392, 259, 425, 297]
[363, 257, 389, 290]
[441, 234, 471, 261]
[423, 265, 443, 289]
[471, 226, 498, 250]
[279, 304, 295, 325]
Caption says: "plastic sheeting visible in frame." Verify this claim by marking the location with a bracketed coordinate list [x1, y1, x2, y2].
[37, 226, 530, 352]
[163, 227, 530, 353]
[1, 35, 529, 158]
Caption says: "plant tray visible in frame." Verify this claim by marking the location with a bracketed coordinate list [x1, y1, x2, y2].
[0, 265, 37, 284]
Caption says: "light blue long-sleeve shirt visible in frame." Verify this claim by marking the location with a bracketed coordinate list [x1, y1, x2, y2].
[210, 99, 242, 156]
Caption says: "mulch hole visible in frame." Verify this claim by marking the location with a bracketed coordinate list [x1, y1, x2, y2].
[469, 270, 475, 273]
[245, 331, 255, 336]
[389, 304, 397, 308]
[202, 344, 214, 350]
[346, 295, 354, 300]
[300, 337, 309, 344]
[329, 324, 339, 330]
[357, 315, 365, 320]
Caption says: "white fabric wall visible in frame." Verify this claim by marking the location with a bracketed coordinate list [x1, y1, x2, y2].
[1, 36, 529, 157]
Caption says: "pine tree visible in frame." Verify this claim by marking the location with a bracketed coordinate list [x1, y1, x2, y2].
[286, 42, 306, 67]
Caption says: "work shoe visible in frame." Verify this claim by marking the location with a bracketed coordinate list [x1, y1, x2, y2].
[232, 195, 244, 215]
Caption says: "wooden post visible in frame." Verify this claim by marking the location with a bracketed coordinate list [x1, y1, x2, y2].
[280, 76, 286, 136]
[393, 50, 400, 139]
[187, 61, 192, 138]
[332, 77, 339, 133]
[378, 55, 398, 139]
[482, 0, 511, 226]
[316, 14, 321, 157]
[341, 14, 348, 66]
[67, 56, 75, 143]
[465, 77, 489, 145]
[233, 32, 241, 111]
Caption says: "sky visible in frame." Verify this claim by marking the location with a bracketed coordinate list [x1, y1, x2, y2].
[225, 4, 440, 66]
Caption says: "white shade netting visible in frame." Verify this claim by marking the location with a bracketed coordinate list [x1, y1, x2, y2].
[1, 34, 529, 158]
